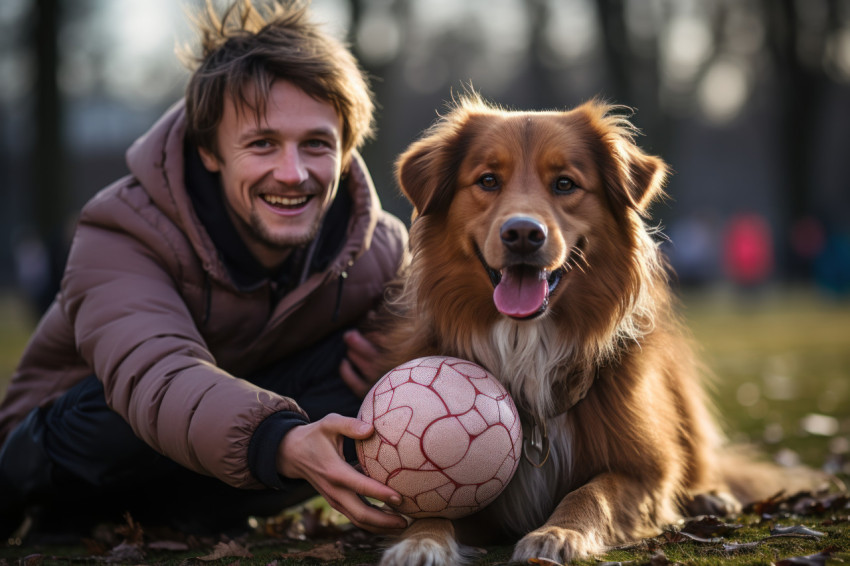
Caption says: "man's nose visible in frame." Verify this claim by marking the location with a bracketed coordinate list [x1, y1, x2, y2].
[273, 145, 308, 186]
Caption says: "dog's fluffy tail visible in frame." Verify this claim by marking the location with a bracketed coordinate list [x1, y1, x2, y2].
[720, 445, 834, 505]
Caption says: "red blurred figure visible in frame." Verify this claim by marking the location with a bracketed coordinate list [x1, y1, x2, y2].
[723, 213, 774, 286]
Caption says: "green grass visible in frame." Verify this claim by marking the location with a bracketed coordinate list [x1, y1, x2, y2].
[1, 287, 849, 565]
[681, 287, 850, 472]
[0, 293, 35, 394]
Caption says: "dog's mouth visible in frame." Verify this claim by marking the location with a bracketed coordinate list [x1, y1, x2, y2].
[475, 237, 587, 320]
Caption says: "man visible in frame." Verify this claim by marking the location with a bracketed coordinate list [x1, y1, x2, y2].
[0, 0, 408, 539]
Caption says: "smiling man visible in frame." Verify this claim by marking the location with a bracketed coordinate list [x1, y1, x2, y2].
[0, 0, 408, 540]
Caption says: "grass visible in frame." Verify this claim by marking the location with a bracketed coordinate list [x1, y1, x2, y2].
[0, 293, 35, 394]
[681, 287, 850, 471]
[1, 286, 849, 565]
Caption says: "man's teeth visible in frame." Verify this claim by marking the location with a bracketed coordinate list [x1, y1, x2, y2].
[263, 194, 308, 206]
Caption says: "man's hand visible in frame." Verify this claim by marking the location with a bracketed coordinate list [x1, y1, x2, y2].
[340, 329, 386, 398]
[277, 413, 407, 533]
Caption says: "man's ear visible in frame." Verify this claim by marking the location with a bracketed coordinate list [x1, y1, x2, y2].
[198, 146, 221, 173]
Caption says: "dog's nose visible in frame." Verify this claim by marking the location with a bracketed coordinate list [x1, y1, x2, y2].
[500, 217, 547, 254]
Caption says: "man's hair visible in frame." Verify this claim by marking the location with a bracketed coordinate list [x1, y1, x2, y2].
[181, 0, 374, 163]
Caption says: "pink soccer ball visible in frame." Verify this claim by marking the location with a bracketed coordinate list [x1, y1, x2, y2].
[356, 356, 522, 519]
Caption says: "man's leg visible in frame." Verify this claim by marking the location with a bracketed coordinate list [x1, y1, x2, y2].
[0, 328, 362, 538]
[0, 374, 185, 539]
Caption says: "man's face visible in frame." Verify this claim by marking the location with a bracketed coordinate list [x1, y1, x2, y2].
[199, 80, 343, 269]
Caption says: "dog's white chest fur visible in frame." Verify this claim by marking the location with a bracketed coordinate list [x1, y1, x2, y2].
[473, 318, 576, 428]
[466, 318, 577, 535]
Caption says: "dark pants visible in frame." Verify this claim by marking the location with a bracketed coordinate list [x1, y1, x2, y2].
[0, 329, 361, 536]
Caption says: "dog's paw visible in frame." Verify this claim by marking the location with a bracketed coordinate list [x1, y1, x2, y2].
[683, 491, 742, 517]
[379, 536, 463, 566]
[511, 526, 603, 564]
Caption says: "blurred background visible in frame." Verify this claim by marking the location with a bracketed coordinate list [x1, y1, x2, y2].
[2, 0, 850, 308]
[0, 0, 849, 473]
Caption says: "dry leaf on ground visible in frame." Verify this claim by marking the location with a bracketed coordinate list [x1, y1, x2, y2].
[147, 540, 190, 551]
[105, 541, 145, 564]
[197, 540, 253, 561]
[278, 542, 345, 562]
[773, 546, 836, 566]
[770, 525, 826, 538]
[680, 516, 743, 538]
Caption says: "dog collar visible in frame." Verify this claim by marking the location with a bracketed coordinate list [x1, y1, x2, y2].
[518, 367, 596, 468]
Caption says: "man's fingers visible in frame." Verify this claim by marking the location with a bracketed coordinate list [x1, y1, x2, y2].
[321, 413, 377, 443]
[327, 473, 407, 532]
[343, 329, 376, 354]
[342, 330, 386, 386]
[339, 358, 370, 398]
[346, 462, 402, 507]
[338, 491, 407, 532]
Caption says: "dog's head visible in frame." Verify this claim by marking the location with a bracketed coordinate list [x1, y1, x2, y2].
[397, 94, 668, 325]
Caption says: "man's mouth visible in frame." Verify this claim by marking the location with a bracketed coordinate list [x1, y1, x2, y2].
[474, 238, 586, 320]
[261, 194, 312, 209]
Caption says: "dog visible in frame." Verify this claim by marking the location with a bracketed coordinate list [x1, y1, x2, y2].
[372, 94, 817, 566]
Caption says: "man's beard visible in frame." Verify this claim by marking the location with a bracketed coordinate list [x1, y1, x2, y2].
[224, 178, 336, 263]
[245, 204, 324, 251]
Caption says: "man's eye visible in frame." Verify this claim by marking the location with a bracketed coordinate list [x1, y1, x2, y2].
[250, 139, 272, 149]
[306, 139, 329, 149]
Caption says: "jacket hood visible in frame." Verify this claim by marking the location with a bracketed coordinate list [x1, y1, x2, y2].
[124, 100, 381, 286]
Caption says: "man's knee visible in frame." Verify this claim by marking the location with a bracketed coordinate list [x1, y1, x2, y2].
[1, 375, 166, 494]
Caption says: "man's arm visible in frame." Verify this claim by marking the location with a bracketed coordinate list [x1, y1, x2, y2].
[63, 199, 304, 489]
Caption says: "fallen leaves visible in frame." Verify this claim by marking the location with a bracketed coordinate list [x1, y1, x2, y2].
[2, 504, 372, 565]
[278, 541, 345, 562]
[592, 489, 849, 566]
[197, 540, 253, 561]
[773, 546, 837, 566]
[744, 489, 850, 519]
[4, 489, 848, 566]
[770, 525, 826, 538]
[103, 541, 146, 564]
[680, 515, 743, 538]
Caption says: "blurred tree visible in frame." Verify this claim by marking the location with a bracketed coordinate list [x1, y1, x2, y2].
[31, 0, 69, 312]
[764, 0, 837, 277]
[596, 0, 673, 157]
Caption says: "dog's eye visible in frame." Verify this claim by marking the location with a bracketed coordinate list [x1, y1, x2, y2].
[477, 173, 500, 191]
[554, 176, 578, 194]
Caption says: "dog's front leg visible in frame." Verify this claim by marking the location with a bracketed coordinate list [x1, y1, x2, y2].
[379, 517, 463, 566]
[512, 471, 673, 564]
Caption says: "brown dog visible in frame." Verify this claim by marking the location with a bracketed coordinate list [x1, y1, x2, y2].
[373, 94, 815, 565]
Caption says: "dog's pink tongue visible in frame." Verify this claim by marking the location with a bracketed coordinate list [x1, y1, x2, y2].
[493, 266, 548, 318]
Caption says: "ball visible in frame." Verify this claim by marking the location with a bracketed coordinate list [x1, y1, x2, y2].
[356, 356, 522, 519]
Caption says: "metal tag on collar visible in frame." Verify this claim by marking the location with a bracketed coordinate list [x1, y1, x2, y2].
[522, 416, 550, 468]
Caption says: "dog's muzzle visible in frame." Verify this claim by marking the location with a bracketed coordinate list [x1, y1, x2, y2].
[475, 217, 578, 321]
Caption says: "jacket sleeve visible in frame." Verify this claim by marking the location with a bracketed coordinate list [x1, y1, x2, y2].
[61, 190, 306, 489]
[372, 209, 410, 281]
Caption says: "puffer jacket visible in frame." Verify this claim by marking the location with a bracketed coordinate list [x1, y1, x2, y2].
[0, 101, 408, 489]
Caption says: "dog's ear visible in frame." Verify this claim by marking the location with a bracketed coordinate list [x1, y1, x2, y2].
[585, 102, 669, 216]
[395, 104, 481, 219]
[611, 137, 668, 215]
[395, 137, 456, 219]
